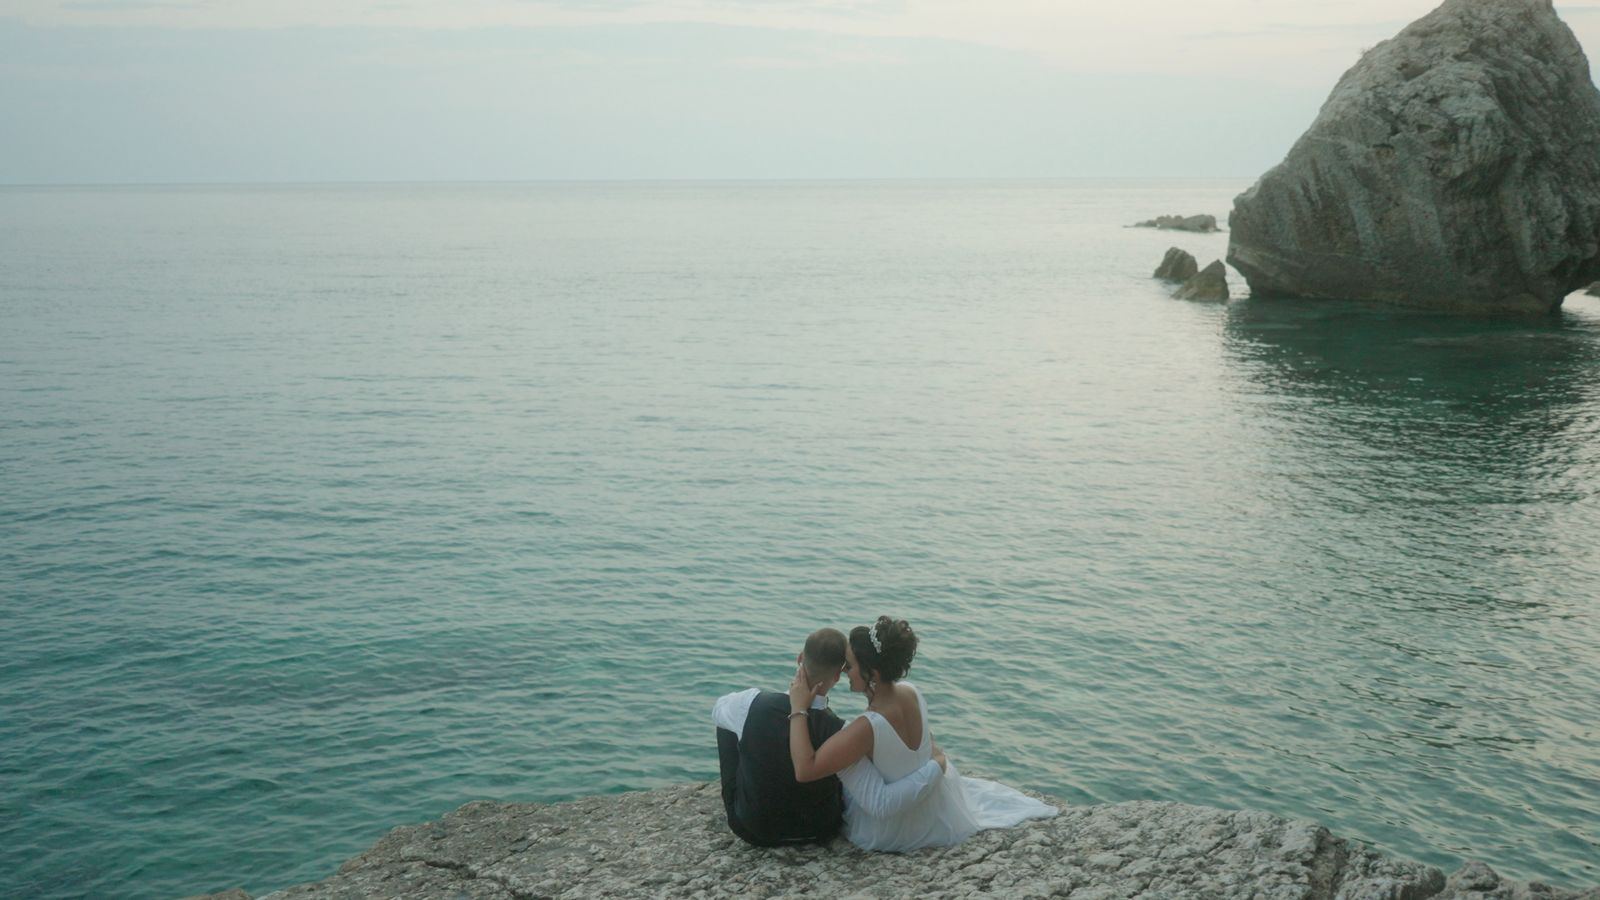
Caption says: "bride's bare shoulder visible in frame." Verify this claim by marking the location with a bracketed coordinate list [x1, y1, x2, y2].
[899, 680, 927, 708]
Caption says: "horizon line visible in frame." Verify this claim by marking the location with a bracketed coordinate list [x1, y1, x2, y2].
[0, 174, 1264, 189]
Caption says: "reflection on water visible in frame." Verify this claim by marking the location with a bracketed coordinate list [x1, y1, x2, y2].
[1207, 297, 1600, 883]
[1221, 298, 1600, 606]
[1225, 298, 1600, 468]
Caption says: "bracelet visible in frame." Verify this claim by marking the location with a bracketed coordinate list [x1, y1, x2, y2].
[787, 710, 808, 720]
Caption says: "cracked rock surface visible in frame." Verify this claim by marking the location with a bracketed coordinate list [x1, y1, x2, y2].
[183, 783, 1598, 899]
[1228, 0, 1600, 313]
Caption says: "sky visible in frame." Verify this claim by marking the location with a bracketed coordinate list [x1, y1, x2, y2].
[4, 0, 1600, 183]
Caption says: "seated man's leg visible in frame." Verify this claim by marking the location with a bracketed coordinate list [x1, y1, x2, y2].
[715, 728, 739, 812]
[715, 728, 761, 844]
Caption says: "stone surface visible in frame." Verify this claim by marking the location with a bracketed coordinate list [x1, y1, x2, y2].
[200, 782, 1600, 899]
[1134, 214, 1220, 232]
[1175, 260, 1231, 301]
[1227, 0, 1600, 313]
[1155, 247, 1201, 282]
[1435, 859, 1600, 899]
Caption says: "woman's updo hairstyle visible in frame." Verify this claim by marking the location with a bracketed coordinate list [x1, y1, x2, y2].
[849, 616, 918, 683]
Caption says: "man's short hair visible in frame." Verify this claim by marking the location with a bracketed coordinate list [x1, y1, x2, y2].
[802, 628, 847, 682]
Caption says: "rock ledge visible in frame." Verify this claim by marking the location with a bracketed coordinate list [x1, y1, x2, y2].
[186, 783, 1599, 899]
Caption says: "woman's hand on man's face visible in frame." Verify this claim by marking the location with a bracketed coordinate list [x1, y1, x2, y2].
[788, 664, 817, 712]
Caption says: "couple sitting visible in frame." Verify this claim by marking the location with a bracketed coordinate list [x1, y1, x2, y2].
[713, 616, 1056, 852]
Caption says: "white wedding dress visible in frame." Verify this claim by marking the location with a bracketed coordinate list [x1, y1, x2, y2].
[841, 681, 1057, 851]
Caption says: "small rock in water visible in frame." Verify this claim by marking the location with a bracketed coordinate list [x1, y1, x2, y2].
[1175, 260, 1230, 301]
[1154, 247, 1200, 282]
[1133, 214, 1220, 233]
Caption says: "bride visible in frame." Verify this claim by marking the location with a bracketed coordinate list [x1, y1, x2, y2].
[786, 616, 1057, 851]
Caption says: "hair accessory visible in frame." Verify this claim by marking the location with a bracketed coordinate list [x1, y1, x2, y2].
[867, 623, 883, 656]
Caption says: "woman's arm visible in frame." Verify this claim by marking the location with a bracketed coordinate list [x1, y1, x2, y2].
[787, 666, 873, 782]
[837, 757, 942, 817]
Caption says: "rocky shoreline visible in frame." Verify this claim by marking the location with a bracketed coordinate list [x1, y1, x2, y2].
[187, 782, 1598, 899]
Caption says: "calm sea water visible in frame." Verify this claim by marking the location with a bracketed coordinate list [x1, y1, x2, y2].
[2, 181, 1598, 899]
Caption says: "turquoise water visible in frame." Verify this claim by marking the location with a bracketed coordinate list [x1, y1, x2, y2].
[2, 181, 1598, 899]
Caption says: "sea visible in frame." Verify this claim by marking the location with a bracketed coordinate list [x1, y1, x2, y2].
[2, 180, 1597, 899]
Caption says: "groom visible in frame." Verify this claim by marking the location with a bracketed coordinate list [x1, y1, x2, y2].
[712, 627, 942, 846]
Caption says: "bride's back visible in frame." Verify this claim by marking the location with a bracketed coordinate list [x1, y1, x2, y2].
[873, 681, 923, 749]
[864, 681, 928, 780]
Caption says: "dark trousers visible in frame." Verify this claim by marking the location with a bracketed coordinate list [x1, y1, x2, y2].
[716, 727, 762, 845]
[716, 727, 821, 847]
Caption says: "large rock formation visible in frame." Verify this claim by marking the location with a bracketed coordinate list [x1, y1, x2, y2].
[185, 783, 1600, 899]
[1228, 0, 1600, 313]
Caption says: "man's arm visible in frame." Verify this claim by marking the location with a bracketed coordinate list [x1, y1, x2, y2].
[836, 756, 944, 818]
[712, 688, 761, 735]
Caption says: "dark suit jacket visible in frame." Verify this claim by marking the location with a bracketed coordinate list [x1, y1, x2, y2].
[715, 690, 844, 846]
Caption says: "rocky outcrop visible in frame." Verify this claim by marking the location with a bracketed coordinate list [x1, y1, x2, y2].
[1175, 260, 1231, 301]
[1227, 0, 1600, 314]
[183, 783, 1598, 899]
[1155, 247, 1201, 281]
[1441, 861, 1600, 900]
[1134, 214, 1221, 232]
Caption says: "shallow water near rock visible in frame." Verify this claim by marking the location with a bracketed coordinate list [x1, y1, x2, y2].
[2, 180, 1598, 899]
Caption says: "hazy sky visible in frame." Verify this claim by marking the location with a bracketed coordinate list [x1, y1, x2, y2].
[5, 0, 1600, 183]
